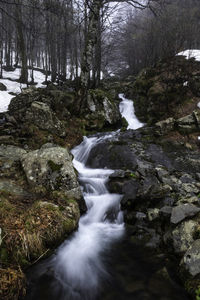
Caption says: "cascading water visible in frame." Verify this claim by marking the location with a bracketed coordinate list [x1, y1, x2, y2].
[45, 94, 144, 299]
[52, 132, 125, 300]
[119, 93, 144, 129]
[25, 94, 190, 300]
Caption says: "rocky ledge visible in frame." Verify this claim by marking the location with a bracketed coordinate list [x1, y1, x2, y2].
[86, 125, 200, 298]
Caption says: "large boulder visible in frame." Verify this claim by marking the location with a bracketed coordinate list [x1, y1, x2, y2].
[85, 89, 121, 130]
[25, 101, 66, 136]
[21, 145, 82, 200]
[170, 204, 200, 224]
[172, 220, 197, 253]
[182, 239, 200, 276]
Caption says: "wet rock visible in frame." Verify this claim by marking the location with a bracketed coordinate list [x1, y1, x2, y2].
[171, 204, 200, 224]
[21, 146, 82, 200]
[182, 239, 200, 276]
[172, 220, 197, 253]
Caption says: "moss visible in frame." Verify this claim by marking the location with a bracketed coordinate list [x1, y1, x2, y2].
[48, 160, 63, 172]
[0, 248, 9, 264]
[129, 172, 137, 179]
[121, 117, 128, 131]
[196, 287, 200, 300]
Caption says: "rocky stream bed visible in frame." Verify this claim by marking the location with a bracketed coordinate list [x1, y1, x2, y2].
[0, 56, 200, 299]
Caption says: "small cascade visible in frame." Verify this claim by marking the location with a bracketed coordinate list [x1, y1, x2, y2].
[52, 133, 125, 299]
[119, 93, 144, 129]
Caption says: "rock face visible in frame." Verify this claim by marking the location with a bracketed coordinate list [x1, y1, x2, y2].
[85, 126, 200, 296]
[85, 89, 121, 130]
[21, 145, 82, 200]
[126, 56, 200, 125]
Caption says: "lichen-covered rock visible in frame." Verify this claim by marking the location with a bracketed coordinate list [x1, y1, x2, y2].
[155, 118, 175, 135]
[21, 145, 82, 200]
[0, 145, 27, 161]
[176, 112, 199, 133]
[182, 239, 200, 276]
[85, 89, 121, 130]
[25, 101, 66, 136]
[172, 220, 197, 253]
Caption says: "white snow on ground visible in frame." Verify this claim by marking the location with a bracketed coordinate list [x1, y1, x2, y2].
[0, 68, 49, 112]
[177, 49, 200, 62]
[197, 102, 200, 109]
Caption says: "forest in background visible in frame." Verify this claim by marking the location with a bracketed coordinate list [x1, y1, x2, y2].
[0, 0, 200, 86]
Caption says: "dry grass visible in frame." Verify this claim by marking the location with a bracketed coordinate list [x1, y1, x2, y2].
[0, 267, 26, 300]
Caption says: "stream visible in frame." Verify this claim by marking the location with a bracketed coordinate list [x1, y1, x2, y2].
[25, 94, 189, 300]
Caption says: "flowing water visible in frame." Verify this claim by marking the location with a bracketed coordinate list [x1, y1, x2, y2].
[25, 94, 189, 300]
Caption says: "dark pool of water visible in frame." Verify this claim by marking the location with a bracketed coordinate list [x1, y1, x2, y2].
[24, 226, 190, 300]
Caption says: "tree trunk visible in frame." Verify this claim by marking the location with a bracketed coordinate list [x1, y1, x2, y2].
[79, 0, 102, 112]
[15, 0, 28, 83]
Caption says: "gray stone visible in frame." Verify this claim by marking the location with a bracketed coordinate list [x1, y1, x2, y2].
[182, 239, 200, 276]
[171, 204, 200, 224]
[136, 212, 146, 220]
[155, 117, 175, 135]
[0, 145, 27, 161]
[182, 183, 199, 194]
[0, 180, 30, 197]
[172, 220, 197, 253]
[177, 113, 195, 126]
[21, 146, 82, 200]
[160, 206, 172, 217]
[147, 208, 160, 221]
[155, 166, 169, 183]
[25, 101, 66, 136]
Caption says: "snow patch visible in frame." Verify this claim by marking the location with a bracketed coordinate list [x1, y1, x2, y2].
[177, 49, 200, 62]
[197, 102, 200, 109]
[0, 68, 49, 112]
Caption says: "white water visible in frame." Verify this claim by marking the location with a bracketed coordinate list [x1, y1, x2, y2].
[119, 93, 144, 129]
[51, 95, 143, 299]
